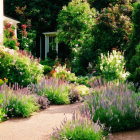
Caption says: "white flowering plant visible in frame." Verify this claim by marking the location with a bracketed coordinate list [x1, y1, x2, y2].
[53, 65, 77, 82]
[99, 50, 129, 81]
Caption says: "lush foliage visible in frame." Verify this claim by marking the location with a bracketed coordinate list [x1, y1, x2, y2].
[51, 112, 105, 140]
[5, 0, 70, 56]
[126, 2, 140, 89]
[88, 0, 136, 11]
[85, 83, 140, 132]
[99, 50, 129, 81]
[68, 84, 90, 103]
[57, 0, 97, 75]
[79, 2, 133, 73]
[4, 22, 19, 50]
[76, 76, 91, 87]
[93, 4, 132, 52]
[0, 85, 39, 122]
[0, 47, 44, 87]
[5, 0, 70, 32]
[57, 0, 96, 48]
[30, 78, 70, 104]
[53, 65, 77, 82]
[0, 78, 8, 86]
[18, 24, 36, 53]
[40, 59, 55, 75]
[73, 85, 90, 96]
[128, 43, 140, 90]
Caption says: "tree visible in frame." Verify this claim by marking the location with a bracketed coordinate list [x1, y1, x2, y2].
[93, 4, 132, 53]
[126, 2, 140, 89]
[57, 0, 97, 75]
[88, 0, 136, 11]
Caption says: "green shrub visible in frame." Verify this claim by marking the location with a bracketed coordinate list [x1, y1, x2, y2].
[51, 112, 105, 140]
[0, 94, 7, 122]
[4, 22, 19, 50]
[0, 108, 7, 122]
[5, 94, 39, 118]
[76, 76, 90, 87]
[40, 59, 54, 75]
[40, 58, 55, 67]
[74, 85, 90, 96]
[86, 83, 140, 132]
[53, 65, 77, 82]
[31, 78, 70, 105]
[0, 47, 44, 87]
[43, 65, 53, 75]
[99, 50, 129, 82]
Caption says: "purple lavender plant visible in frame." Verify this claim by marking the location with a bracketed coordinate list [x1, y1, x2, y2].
[51, 111, 106, 140]
[29, 78, 70, 104]
[85, 82, 140, 132]
[0, 84, 39, 119]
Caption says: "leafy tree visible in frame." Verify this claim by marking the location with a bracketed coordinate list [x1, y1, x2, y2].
[5, 0, 70, 32]
[93, 4, 132, 53]
[88, 0, 136, 11]
[126, 2, 140, 89]
[57, 0, 97, 75]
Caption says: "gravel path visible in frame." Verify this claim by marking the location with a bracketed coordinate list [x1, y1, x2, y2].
[0, 102, 139, 140]
[113, 129, 140, 140]
[0, 103, 82, 140]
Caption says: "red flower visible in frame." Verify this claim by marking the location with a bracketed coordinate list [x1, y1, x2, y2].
[22, 30, 27, 37]
[11, 31, 15, 36]
[21, 24, 27, 29]
[5, 22, 11, 29]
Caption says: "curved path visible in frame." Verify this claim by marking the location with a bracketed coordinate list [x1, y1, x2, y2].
[0, 103, 140, 140]
[0, 103, 82, 140]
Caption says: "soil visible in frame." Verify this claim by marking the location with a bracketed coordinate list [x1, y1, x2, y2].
[0, 102, 139, 140]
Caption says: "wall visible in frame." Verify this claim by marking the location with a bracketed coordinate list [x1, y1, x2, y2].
[0, 0, 3, 45]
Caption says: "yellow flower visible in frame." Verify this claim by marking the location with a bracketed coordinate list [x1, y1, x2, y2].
[0, 79, 4, 85]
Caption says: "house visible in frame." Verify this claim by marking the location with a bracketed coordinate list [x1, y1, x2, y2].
[0, 0, 19, 46]
[41, 32, 58, 59]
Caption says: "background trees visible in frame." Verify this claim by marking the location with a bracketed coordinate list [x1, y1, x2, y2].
[4, 0, 70, 54]
[4, 0, 140, 88]
[126, 3, 140, 89]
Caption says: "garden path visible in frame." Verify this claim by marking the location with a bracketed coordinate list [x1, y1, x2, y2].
[0, 103, 82, 140]
[0, 102, 140, 140]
